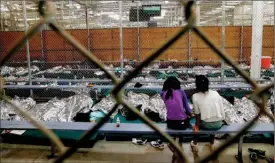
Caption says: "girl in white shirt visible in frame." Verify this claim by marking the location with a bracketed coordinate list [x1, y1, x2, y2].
[191, 75, 225, 152]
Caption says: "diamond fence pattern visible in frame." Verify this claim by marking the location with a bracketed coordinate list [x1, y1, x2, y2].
[0, 1, 274, 163]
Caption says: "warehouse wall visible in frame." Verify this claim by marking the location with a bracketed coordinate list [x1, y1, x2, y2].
[0, 26, 273, 64]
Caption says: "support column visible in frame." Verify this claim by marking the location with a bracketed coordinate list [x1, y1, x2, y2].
[137, 1, 140, 61]
[221, 1, 225, 83]
[188, 30, 191, 67]
[196, 1, 200, 26]
[0, 7, 3, 31]
[239, 5, 244, 62]
[61, 1, 64, 26]
[250, 1, 264, 79]
[273, 0, 275, 96]
[23, 0, 33, 97]
[119, 1, 124, 78]
[86, 0, 90, 52]
[40, 25, 45, 63]
[180, 5, 184, 26]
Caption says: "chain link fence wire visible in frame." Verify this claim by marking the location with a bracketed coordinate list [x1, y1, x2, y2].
[0, 0, 274, 163]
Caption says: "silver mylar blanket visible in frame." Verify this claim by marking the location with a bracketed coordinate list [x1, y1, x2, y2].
[0, 94, 92, 122]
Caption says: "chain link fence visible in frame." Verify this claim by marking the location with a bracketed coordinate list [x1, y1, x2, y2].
[0, 1, 274, 163]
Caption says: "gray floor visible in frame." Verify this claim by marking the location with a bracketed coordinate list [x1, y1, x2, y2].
[1, 140, 274, 163]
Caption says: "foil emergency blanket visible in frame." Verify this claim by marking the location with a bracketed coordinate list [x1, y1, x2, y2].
[91, 95, 121, 117]
[145, 94, 167, 121]
[191, 66, 220, 75]
[223, 96, 272, 124]
[1, 66, 40, 76]
[94, 71, 105, 76]
[0, 96, 36, 121]
[1, 66, 15, 76]
[268, 90, 274, 109]
[126, 91, 150, 111]
[121, 92, 166, 121]
[37, 94, 91, 122]
[235, 97, 272, 123]
[222, 98, 245, 124]
[33, 65, 72, 76]
[125, 65, 134, 71]
[1, 95, 92, 122]
[126, 76, 162, 87]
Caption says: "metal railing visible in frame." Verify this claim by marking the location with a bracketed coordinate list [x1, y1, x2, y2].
[0, 1, 274, 163]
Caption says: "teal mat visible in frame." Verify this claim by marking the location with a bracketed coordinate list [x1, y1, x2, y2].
[262, 70, 274, 77]
[220, 90, 252, 99]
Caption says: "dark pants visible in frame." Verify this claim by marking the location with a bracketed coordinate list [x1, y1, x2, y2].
[167, 119, 190, 130]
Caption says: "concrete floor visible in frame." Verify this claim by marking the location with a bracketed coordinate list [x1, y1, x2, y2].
[0, 140, 274, 163]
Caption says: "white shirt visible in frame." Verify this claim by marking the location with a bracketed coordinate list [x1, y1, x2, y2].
[192, 90, 225, 122]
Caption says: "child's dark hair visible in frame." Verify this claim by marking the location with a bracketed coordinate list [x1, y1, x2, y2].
[195, 75, 209, 93]
[162, 77, 181, 100]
